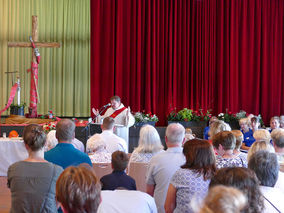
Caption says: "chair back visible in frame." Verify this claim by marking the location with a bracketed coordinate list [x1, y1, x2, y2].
[0, 176, 11, 213]
[128, 162, 148, 192]
[93, 163, 112, 180]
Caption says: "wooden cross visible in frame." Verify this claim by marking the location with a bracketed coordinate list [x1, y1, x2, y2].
[8, 15, 60, 117]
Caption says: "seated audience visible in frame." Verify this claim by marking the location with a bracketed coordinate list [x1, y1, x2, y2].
[88, 134, 112, 163]
[269, 116, 280, 133]
[231, 130, 247, 164]
[198, 185, 247, 213]
[8, 124, 63, 213]
[98, 189, 157, 213]
[203, 116, 218, 140]
[87, 117, 127, 153]
[271, 128, 284, 170]
[164, 139, 216, 213]
[253, 129, 271, 143]
[129, 125, 164, 163]
[247, 140, 275, 162]
[210, 167, 264, 213]
[185, 128, 195, 142]
[280, 115, 284, 128]
[56, 165, 101, 213]
[100, 151, 136, 190]
[239, 118, 255, 150]
[213, 131, 247, 169]
[248, 151, 284, 212]
[45, 119, 92, 168]
[146, 123, 186, 213]
[251, 116, 260, 132]
[45, 129, 85, 152]
[208, 120, 231, 140]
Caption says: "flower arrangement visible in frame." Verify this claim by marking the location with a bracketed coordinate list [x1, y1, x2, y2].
[167, 108, 212, 122]
[217, 109, 247, 123]
[39, 110, 56, 120]
[43, 121, 57, 134]
[134, 111, 159, 123]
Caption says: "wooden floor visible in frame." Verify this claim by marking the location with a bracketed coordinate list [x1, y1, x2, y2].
[0, 177, 11, 213]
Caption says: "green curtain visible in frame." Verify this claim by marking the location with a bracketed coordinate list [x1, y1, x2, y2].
[0, 0, 90, 117]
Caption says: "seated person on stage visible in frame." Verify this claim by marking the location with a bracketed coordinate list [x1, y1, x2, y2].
[45, 119, 92, 169]
[213, 131, 247, 169]
[248, 151, 284, 212]
[129, 124, 164, 163]
[240, 118, 255, 150]
[45, 129, 85, 152]
[203, 116, 218, 140]
[8, 124, 63, 213]
[92, 95, 135, 147]
[56, 165, 101, 213]
[100, 151, 136, 190]
[87, 117, 127, 153]
[269, 116, 280, 133]
[88, 134, 112, 163]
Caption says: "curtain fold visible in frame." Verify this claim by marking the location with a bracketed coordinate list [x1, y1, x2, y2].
[91, 0, 284, 125]
[0, 0, 90, 117]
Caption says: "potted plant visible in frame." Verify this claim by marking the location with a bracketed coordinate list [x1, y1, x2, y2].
[134, 111, 159, 127]
[10, 103, 26, 116]
[217, 109, 247, 129]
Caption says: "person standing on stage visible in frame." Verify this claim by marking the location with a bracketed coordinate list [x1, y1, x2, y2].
[92, 95, 135, 150]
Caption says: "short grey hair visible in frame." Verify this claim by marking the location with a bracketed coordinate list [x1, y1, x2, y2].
[166, 123, 185, 144]
[253, 129, 271, 143]
[56, 119, 75, 142]
[209, 120, 231, 139]
[271, 128, 284, 148]
[248, 151, 279, 187]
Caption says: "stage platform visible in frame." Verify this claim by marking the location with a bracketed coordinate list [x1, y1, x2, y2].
[0, 123, 205, 153]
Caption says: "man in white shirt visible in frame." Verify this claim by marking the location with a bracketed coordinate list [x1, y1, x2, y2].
[87, 117, 127, 153]
[97, 190, 157, 213]
[92, 95, 135, 149]
[146, 123, 186, 213]
[248, 151, 284, 212]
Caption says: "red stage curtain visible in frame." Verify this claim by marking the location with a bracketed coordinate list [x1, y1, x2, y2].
[90, 0, 284, 125]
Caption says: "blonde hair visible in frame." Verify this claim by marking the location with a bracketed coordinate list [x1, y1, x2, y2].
[135, 125, 164, 153]
[45, 130, 58, 151]
[247, 141, 275, 162]
[253, 129, 271, 143]
[199, 185, 247, 213]
[209, 120, 231, 139]
[231, 130, 244, 150]
[239, 118, 250, 126]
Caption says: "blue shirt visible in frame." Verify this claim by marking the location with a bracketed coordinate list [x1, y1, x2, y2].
[100, 171, 136, 190]
[241, 129, 255, 147]
[203, 126, 210, 140]
[44, 143, 92, 169]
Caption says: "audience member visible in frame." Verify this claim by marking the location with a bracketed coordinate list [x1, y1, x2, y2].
[251, 116, 260, 132]
[98, 190, 157, 213]
[87, 117, 127, 153]
[203, 116, 218, 140]
[248, 151, 284, 212]
[198, 185, 247, 213]
[231, 130, 247, 164]
[269, 116, 280, 133]
[88, 134, 112, 163]
[213, 131, 246, 169]
[45, 119, 92, 168]
[146, 123, 186, 213]
[280, 115, 284, 129]
[164, 139, 216, 213]
[271, 128, 284, 171]
[56, 165, 101, 213]
[247, 140, 275, 162]
[8, 124, 63, 213]
[185, 128, 195, 142]
[129, 125, 164, 163]
[239, 118, 255, 150]
[253, 129, 271, 143]
[210, 167, 264, 213]
[100, 151, 136, 190]
[45, 129, 85, 152]
[208, 120, 231, 140]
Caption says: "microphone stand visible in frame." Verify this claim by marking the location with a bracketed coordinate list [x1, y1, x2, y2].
[82, 105, 109, 140]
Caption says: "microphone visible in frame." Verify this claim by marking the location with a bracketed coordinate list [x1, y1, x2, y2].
[103, 103, 111, 108]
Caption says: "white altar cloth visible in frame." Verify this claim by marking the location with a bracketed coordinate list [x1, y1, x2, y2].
[0, 138, 28, 176]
